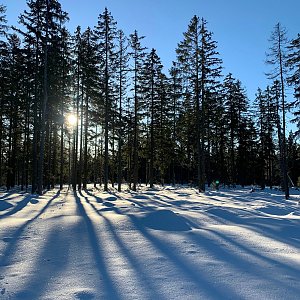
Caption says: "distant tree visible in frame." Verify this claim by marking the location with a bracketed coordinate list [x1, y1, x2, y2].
[169, 62, 183, 185]
[287, 34, 300, 136]
[266, 23, 290, 199]
[222, 74, 248, 186]
[255, 87, 277, 188]
[0, 4, 7, 36]
[155, 73, 173, 185]
[129, 30, 146, 191]
[286, 131, 300, 187]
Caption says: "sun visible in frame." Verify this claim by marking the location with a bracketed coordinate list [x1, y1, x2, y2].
[66, 113, 77, 127]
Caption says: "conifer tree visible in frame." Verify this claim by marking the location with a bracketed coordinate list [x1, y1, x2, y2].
[129, 30, 146, 191]
[115, 29, 129, 191]
[0, 4, 8, 186]
[287, 34, 300, 136]
[266, 23, 290, 199]
[94, 7, 117, 191]
[81, 27, 99, 189]
[17, 0, 68, 194]
[223, 74, 248, 186]
[5, 34, 25, 190]
[169, 62, 183, 185]
[141, 48, 164, 187]
[176, 16, 222, 191]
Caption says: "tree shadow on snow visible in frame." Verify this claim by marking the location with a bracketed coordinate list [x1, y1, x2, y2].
[74, 191, 121, 300]
[79, 190, 234, 299]
[0, 190, 61, 268]
[0, 194, 39, 219]
[80, 190, 168, 300]
[13, 226, 71, 299]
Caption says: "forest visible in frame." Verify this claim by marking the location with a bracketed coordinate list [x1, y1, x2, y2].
[0, 0, 299, 197]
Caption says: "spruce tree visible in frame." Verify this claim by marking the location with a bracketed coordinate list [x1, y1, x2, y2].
[176, 16, 222, 191]
[266, 23, 289, 199]
[287, 34, 300, 136]
[93, 7, 117, 192]
[223, 74, 248, 186]
[129, 30, 146, 191]
[0, 4, 8, 187]
[17, 0, 68, 194]
[169, 62, 183, 186]
[115, 29, 129, 191]
[141, 48, 164, 187]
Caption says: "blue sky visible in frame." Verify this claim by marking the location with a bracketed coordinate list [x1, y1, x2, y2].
[1, 0, 299, 106]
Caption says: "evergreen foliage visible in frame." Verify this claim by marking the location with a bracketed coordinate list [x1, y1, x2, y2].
[0, 1, 299, 195]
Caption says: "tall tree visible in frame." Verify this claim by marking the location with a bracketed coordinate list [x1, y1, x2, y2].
[255, 87, 277, 188]
[0, 4, 8, 186]
[287, 34, 300, 136]
[169, 62, 183, 186]
[176, 16, 222, 191]
[129, 30, 146, 191]
[94, 7, 117, 191]
[266, 23, 290, 199]
[141, 48, 164, 187]
[81, 27, 99, 189]
[17, 0, 68, 194]
[223, 74, 248, 186]
[115, 29, 129, 191]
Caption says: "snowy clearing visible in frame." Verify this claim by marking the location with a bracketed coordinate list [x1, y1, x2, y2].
[0, 185, 300, 299]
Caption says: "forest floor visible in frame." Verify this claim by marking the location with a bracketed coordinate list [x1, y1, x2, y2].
[0, 184, 300, 300]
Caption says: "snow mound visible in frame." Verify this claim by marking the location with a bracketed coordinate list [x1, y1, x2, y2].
[139, 209, 192, 231]
[258, 206, 294, 216]
[205, 207, 242, 222]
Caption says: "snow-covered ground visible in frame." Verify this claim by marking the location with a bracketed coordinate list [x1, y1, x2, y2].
[0, 185, 300, 300]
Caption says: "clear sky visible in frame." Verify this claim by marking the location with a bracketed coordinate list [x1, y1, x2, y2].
[1, 0, 299, 106]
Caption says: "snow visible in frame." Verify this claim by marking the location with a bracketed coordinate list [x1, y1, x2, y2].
[0, 185, 300, 299]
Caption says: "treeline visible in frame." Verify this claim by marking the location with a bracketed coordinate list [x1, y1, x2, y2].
[0, 1, 299, 196]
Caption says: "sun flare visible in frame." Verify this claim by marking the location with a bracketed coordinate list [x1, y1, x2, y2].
[66, 113, 77, 126]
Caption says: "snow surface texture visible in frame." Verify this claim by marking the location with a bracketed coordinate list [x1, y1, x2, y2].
[0, 185, 300, 299]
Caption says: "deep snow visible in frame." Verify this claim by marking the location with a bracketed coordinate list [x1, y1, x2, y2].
[0, 185, 300, 299]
